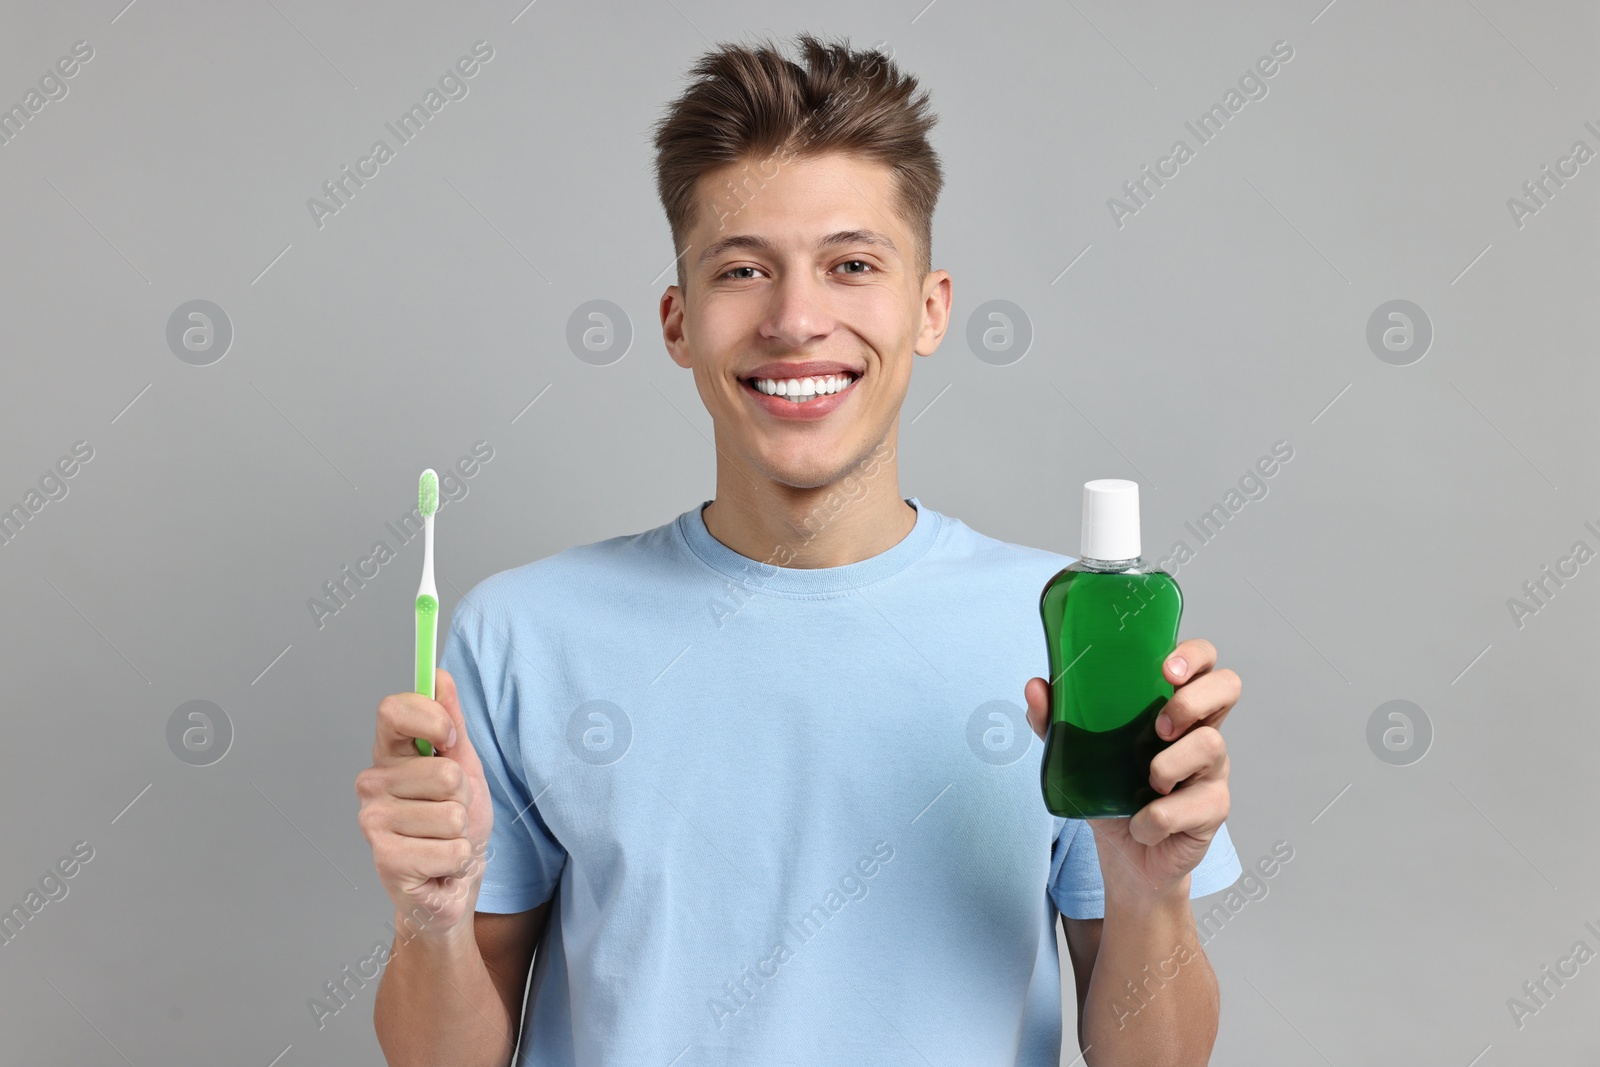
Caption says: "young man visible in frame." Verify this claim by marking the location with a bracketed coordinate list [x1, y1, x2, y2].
[358, 33, 1243, 1067]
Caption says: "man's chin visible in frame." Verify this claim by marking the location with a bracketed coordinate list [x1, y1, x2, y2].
[768, 459, 884, 495]
[745, 451, 854, 492]
[728, 422, 890, 490]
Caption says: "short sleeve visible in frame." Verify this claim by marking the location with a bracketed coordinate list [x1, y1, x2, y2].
[440, 597, 567, 913]
[1048, 817, 1243, 920]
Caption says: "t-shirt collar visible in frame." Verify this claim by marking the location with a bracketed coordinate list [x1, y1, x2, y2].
[678, 495, 940, 595]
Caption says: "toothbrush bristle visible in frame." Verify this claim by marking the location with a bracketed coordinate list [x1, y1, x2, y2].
[419, 469, 438, 516]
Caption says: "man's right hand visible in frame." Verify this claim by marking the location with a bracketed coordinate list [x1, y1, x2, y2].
[356, 667, 495, 935]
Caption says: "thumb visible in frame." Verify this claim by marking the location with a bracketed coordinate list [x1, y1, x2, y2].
[433, 668, 486, 779]
[430, 668, 495, 885]
[1024, 676, 1050, 741]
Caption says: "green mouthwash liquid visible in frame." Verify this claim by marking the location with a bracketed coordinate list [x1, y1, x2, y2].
[1039, 479, 1182, 818]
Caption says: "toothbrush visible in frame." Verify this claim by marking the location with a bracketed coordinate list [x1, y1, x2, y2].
[413, 469, 440, 757]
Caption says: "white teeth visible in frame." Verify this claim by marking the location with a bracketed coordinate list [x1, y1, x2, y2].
[751, 374, 857, 400]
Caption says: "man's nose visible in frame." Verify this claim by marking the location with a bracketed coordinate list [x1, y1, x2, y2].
[761, 269, 832, 349]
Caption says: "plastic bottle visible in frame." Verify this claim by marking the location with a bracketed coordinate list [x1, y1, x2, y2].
[1039, 479, 1183, 818]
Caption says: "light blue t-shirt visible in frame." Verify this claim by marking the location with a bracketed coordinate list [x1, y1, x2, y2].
[441, 496, 1242, 1065]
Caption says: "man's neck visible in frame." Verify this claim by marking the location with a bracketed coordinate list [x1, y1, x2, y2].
[702, 454, 916, 570]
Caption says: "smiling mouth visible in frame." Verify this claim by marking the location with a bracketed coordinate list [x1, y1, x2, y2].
[739, 371, 862, 403]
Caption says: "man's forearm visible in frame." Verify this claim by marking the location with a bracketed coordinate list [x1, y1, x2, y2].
[373, 912, 518, 1067]
[1080, 886, 1219, 1066]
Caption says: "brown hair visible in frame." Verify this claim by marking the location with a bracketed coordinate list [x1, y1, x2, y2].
[651, 32, 943, 290]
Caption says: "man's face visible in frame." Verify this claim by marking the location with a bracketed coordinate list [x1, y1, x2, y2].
[661, 151, 950, 491]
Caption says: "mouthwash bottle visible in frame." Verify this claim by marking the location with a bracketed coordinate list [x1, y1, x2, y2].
[1039, 479, 1182, 818]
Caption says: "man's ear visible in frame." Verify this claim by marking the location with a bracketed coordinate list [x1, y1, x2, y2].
[661, 286, 692, 369]
[915, 269, 952, 356]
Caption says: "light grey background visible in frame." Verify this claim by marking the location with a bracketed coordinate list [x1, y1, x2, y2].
[1, 0, 1595, 1063]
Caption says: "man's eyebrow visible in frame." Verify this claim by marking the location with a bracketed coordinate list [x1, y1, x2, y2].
[695, 229, 899, 267]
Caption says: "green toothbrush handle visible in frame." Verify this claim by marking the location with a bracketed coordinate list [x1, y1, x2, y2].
[414, 594, 439, 756]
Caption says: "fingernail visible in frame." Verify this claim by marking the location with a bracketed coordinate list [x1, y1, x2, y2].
[448, 725, 457, 749]
[1156, 713, 1172, 738]
[1167, 655, 1186, 678]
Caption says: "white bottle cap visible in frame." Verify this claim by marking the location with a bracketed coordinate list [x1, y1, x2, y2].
[1080, 479, 1141, 561]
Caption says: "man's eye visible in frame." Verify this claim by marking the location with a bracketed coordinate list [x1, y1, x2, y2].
[721, 266, 762, 280]
[836, 260, 874, 275]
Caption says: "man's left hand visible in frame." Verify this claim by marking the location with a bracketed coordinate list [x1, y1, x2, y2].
[1025, 637, 1239, 903]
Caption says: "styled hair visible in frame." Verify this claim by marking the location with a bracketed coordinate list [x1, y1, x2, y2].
[651, 32, 943, 290]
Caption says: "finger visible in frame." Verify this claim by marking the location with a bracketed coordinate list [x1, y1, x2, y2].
[1156, 667, 1240, 740]
[375, 692, 454, 765]
[386, 835, 478, 884]
[380, 797, 471, 840]
[432, 668, 487, 782]
[1024, 677, 1049, 741]
[387, 755, 470, 805]
[1163, 638, 1217, 686]
[1128, 776, 1229, 848]
[1148, 725, 1229, 797]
